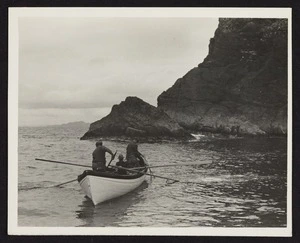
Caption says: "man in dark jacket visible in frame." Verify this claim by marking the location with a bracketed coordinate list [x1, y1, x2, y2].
[92, 141, 114, 171]
[126, 142, 145, 168]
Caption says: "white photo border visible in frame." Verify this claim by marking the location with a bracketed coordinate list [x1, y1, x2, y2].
[8, 7, 292, 236]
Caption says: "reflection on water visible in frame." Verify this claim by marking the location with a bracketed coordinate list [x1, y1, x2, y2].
[18, 126, 287, 227]
[76, 181, 149, 227]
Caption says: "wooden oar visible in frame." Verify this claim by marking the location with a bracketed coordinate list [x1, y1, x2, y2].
[35, 158, 90, 168]
[109, 165, 180, 183]
[19, 178, 78, 191]
[50, 178, 78, 187]
[35, 158, 200, 185]
[131, 161, 211, 170]
[109, 165, 204, 185]
[107, 150, 117, 167]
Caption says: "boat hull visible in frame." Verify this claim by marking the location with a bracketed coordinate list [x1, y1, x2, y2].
[78, 170, 146, 205]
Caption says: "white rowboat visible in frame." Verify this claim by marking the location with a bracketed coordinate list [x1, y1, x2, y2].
[78, 170, 147, 205]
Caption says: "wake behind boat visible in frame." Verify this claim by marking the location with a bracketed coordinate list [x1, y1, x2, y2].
[77, 168, 147, 205]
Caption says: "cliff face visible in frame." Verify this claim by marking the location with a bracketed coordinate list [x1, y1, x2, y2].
[81, 97, 192, 140]
[158, 18, 288, 135]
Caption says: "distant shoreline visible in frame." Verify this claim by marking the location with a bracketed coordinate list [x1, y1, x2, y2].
[19, 121, 90, 128]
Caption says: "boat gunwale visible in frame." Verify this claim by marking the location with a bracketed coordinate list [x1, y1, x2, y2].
[77, 169, 147, 183]
[79, 174, 147, 186]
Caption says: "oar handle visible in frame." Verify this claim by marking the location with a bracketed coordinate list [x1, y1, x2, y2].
[107, 150, 117, 167]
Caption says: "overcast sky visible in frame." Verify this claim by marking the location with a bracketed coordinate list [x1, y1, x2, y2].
[19, 17, 218, 126]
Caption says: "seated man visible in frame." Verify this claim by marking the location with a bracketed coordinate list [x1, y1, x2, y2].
[116, 154, 128, 175]
[126, 142, 145, 168]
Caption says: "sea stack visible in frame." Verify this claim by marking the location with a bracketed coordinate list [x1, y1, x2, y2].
[157, 18, 288, 136]
[81, 96, 192, 140]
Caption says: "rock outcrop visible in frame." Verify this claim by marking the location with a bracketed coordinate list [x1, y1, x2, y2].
[158, 18, 288, 136]
[80, 97, 192, 140]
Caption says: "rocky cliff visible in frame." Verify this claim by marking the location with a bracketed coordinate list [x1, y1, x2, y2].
[81, 97, 192, 140]
[158, 18, 288, 136]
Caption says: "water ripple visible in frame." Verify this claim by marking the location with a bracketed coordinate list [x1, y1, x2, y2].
[18, 128, 287, 227]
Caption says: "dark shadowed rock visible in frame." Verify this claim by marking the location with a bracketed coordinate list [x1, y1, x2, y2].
[81, 97, 192, 140]
[158, 18, 288, 136]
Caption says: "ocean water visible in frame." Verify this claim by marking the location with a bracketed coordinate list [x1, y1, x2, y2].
[18, 126, 287, 227]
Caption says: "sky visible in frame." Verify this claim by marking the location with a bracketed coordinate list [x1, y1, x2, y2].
[19, 17, 219, 126]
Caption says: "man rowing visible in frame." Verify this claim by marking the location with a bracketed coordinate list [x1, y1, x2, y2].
[92, 141, 115, 171]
